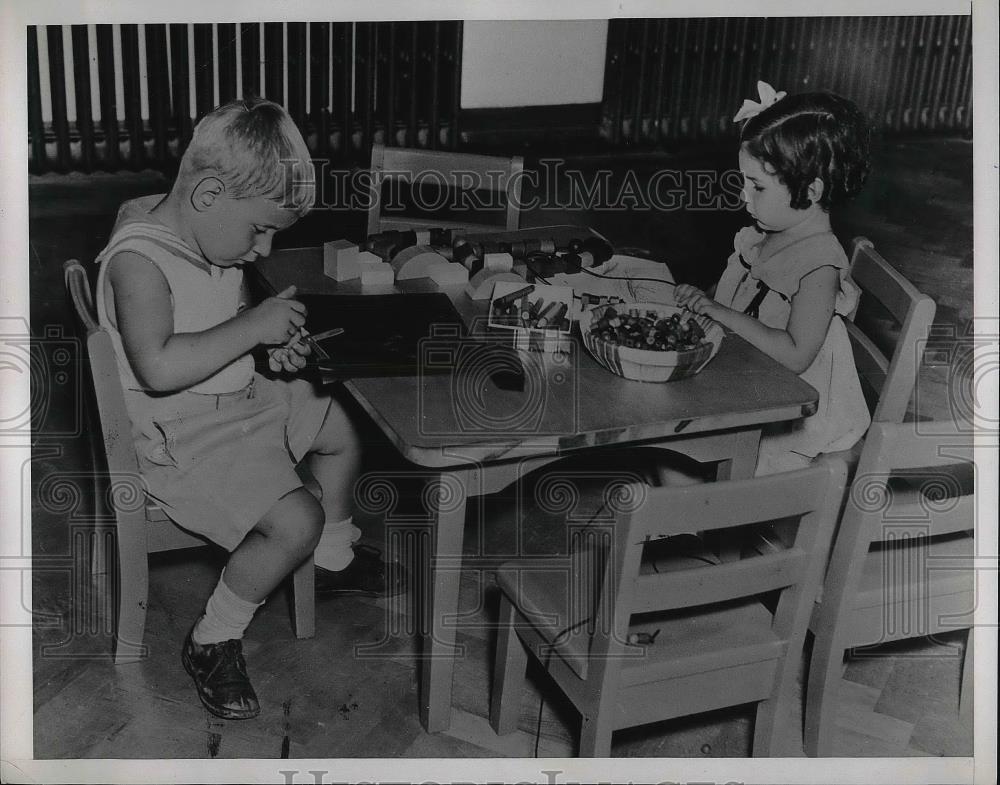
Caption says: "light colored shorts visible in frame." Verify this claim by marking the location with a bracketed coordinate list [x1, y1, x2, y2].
[134, 374, 331, 551]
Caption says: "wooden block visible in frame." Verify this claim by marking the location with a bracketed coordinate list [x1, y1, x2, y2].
[428, 262, 469, 286]
[360, 262, 395, 286]
[323, 239, 360, 281]
[392, 246, 450, 280]
[483, 252, 514, 273]
[356, 250, 383, 268]
[465, 270, 525, 300]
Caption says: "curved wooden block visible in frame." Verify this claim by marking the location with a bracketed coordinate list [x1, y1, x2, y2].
[464, 270, 525, 301]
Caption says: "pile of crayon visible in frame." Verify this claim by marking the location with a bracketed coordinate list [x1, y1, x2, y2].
[491, 285, 572, 332]
[589, 307, 708, 351]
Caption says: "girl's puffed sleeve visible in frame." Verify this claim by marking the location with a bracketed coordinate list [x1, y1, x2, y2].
[752, 232, 858, 316]
[714, 226, 765, 308]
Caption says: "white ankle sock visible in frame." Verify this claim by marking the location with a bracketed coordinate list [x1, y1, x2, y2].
[191, 570, 263, 645]
[313, 516, 361, 572]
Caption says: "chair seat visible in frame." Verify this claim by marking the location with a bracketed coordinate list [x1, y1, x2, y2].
[146, 509, 210, 553]
[496, 561, 594, 679]
[818, 440, 865, 479]
[145, 502, 171, 522]
[619, 599, 782, 688]
[497, 560, 782, 684]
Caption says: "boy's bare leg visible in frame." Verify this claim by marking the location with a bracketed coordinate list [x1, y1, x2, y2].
[306, 400, 363, 570]
[223, 487, 325, 601]
[305, 399, 405, 595]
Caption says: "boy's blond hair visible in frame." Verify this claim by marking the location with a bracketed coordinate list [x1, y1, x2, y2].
[179, 97, 315, 215]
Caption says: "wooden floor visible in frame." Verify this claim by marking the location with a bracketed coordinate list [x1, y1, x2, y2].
[28, 135, 975, 761]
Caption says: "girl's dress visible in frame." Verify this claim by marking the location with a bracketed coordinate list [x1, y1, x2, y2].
[714, 225, 871, 475]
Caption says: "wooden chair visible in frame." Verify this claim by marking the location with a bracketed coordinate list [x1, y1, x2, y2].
[795, 237, 971, 755]
[845, 236, 937, 429]
[64, 260, 315, 665]
[490, 460, 848, 757]
[804, 421, 975, 755]
[367, 142, 524, 235]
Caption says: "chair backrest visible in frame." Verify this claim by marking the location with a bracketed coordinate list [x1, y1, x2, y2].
[64, 260, 141, 479]
[587, 461, 847, 667]
[846, 237, 936, 423]
[367, 142, 524, 236]
[812, 418, 974, 659]
[65, 259, 209, 554]
[837, 420, 974, 554]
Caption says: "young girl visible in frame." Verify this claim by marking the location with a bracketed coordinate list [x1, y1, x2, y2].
[675, 85, 872, 475]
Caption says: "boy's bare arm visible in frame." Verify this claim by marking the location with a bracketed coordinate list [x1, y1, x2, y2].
[109, 251, 306, 391]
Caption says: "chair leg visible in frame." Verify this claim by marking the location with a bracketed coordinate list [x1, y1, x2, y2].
[753, 687, 798, 757]
[578, 712, 614, 757]
[112, 521, 150, 665]
[490, 595, 528, 735]
[752, 700, 777, 756]
[959, 628, 973, 724]
[89, 469, 108, 578]
[753, 677, 794, 755]
[90, 525, 112, 579]
[753, 633, 803, 755]
[803, 630, 845, 757]
[291, 556, 316, 639]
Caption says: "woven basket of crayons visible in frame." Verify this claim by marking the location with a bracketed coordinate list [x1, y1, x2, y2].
[578, 302, 724, 382]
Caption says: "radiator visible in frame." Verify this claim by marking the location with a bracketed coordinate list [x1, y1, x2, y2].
[601, 16, 973, 145]
[27, 18, 974, 172]
[27, 22, 463, 174]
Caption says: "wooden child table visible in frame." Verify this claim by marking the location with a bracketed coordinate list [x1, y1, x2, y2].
[254, 240, 818, 733]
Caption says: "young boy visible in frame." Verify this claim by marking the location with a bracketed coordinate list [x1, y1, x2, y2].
[95, 97, 403, 720]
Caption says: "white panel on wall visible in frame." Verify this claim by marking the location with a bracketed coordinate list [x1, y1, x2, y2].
[460, 20, 608, 109]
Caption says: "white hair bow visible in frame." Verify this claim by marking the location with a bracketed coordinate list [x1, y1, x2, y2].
[733, 81, 787, 123]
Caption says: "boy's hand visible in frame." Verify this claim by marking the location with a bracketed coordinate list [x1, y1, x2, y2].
[249, 285, 308, 345]
[267, 326, 313, 373]
[674, 284, 717, 316]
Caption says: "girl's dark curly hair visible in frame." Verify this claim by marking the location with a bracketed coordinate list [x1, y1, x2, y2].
[740, 91, 871, 211]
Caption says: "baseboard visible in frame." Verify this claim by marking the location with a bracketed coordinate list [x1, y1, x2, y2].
[458, 103, 603, 151]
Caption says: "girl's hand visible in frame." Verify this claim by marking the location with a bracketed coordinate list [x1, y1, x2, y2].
[674, 284, 717, 316]
[267, 330, 312, 373]
[248, 285, 307, 345]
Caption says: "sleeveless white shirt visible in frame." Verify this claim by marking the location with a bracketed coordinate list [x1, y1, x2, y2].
[94, 195, 255, 396]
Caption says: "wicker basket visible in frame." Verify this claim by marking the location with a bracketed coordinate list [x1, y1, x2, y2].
[578, 303, 725, 382]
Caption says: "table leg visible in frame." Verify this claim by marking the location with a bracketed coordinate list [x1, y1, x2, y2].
[714, 427, 762, 562]
[418, 469, 470, 733]
[715, 427, 762, 480]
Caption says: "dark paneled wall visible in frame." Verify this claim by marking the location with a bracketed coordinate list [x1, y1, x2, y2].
[27, 22, 463, 174]
[27, 17, 972, 174]
[602, 16, 973, 146]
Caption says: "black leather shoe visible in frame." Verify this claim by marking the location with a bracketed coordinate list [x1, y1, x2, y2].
[314, 544, 407, 597]
[182, 631, 260, 720]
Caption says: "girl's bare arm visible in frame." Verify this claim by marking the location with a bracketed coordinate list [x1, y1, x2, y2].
[677, 266, 839, 373]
